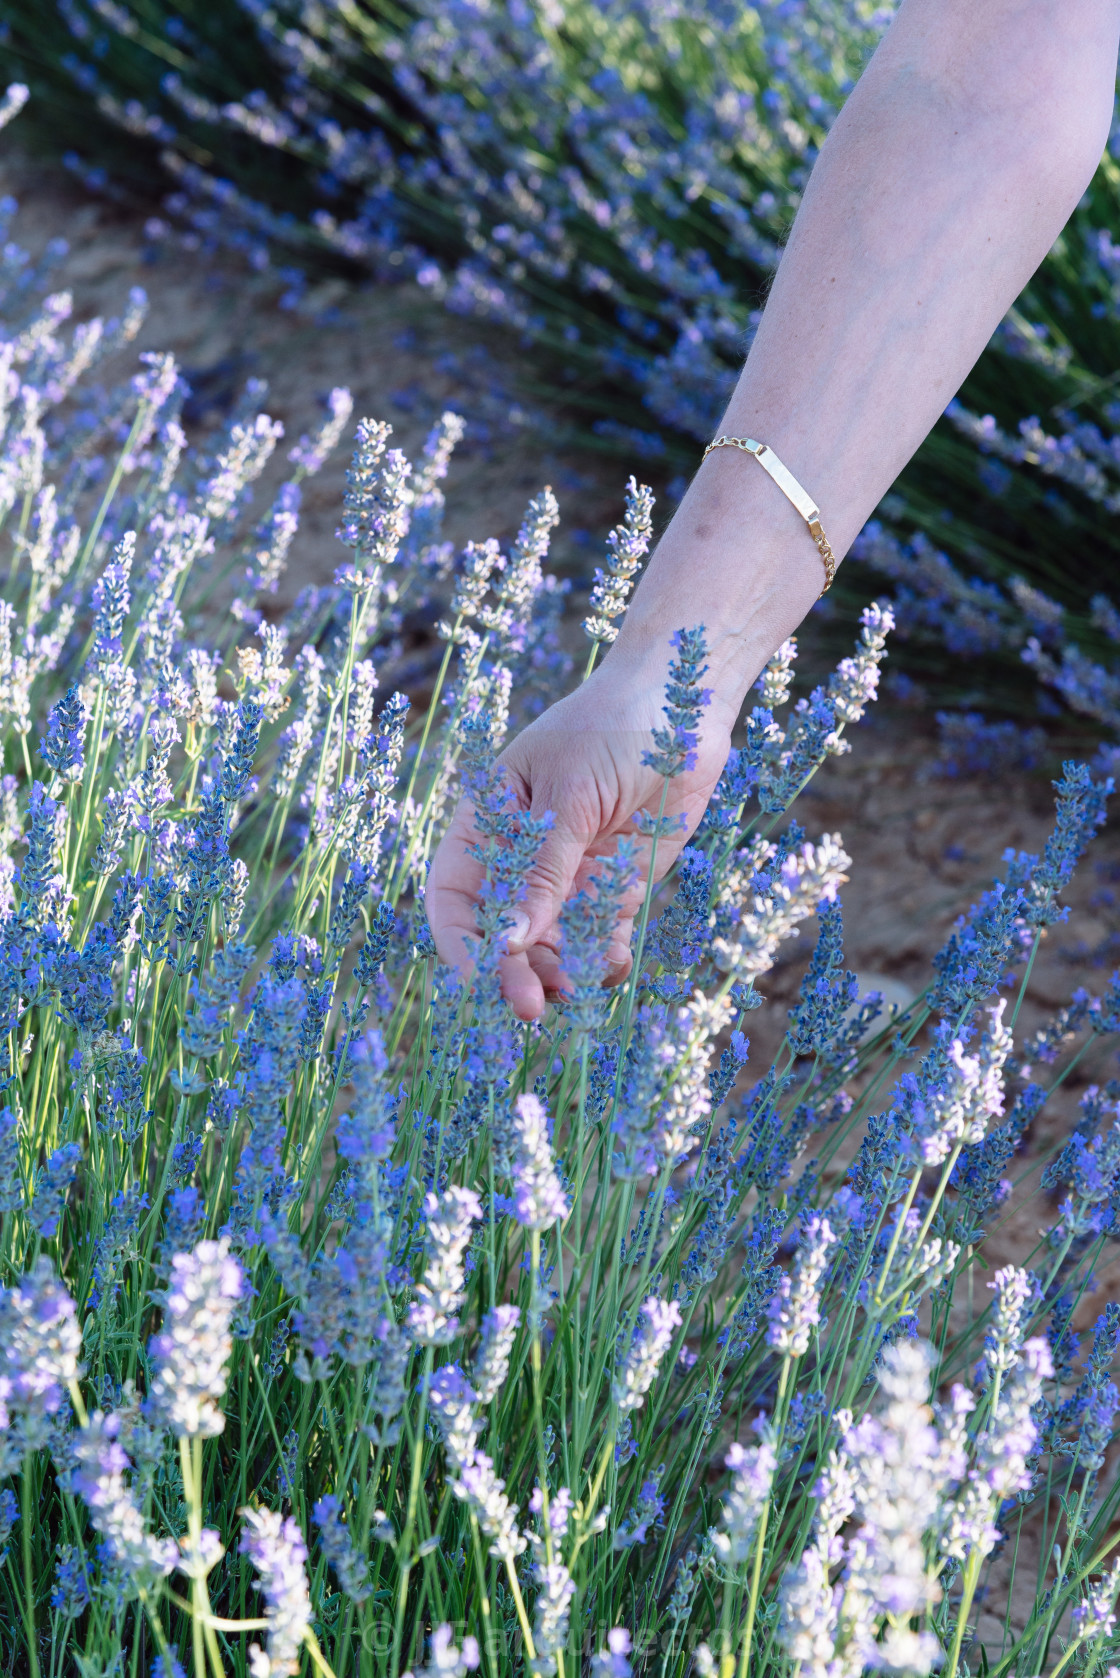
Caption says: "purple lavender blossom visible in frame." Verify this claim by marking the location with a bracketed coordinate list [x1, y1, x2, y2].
[402, 1625, 481, 1678]
[38, 685, 86, 783]
[711, 1437, 777, 1567]
[642, 626, 711, 778]
[590, 1629, 632, 1678]
[68, 1411, 179, 1582]
[312, 1493, 372, 1602]
[0, 1258, 82, 1461]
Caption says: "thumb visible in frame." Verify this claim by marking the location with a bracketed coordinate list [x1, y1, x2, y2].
[501, 818, 591, 1020]
[504, 816, 590, 955]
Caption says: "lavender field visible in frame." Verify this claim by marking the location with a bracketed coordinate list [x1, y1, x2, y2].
[3, 5, 1120, 1676]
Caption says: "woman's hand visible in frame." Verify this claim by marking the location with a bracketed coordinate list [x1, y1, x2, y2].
[426, 647, 736, 1020]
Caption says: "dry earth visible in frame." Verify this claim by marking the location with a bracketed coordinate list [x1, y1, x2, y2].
[5, 145, 1120, 1661]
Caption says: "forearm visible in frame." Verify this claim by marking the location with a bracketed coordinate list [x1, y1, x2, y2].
[611, 0, 1120, 716]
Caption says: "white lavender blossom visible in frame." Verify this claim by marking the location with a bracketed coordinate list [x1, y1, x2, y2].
[0, 84, 29, 131]
[472, 1305, 521, 1404]
[452, 1448, 527, 1562]
[239, 1506, 313, 1677]
[712, 834, 851, 981]
[583, 477, 654, 644]
[943, 1337, 1052, 1562]
[510, 1093, 569, 1230]
[612, 1296, 682, 1414]
[408, 1185, 482, 1345]
[983, 1264, 1035, 1380]
[147, 1239, 243, 1437]
[782, 1342, 967, 1678]
[531, 1562, 576, 1676]
[767, 1213, 836, 1358]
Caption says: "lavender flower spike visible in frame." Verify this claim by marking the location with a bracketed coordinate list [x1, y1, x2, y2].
[240, 1506, 313, 1677]
[643, 627, 711, 778]
[767, 1213, 837, 1358]
[511, 1093, 570, 1230]
[1072, 1558, 1120, 1646]
[472, 1305, 521, 1404]
[0, 1258, 83, 1462]
[711, 1437, 778, 1568]
[408, 1185, 483, 1345]
[148, 1239, 244, 1437]
[402, 1624, 481, 1678]
[69, 1412, 179, 1583]
[612, 1296, 682, 1414]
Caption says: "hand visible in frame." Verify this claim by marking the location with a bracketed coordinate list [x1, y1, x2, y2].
[426, 647, 735, 1020]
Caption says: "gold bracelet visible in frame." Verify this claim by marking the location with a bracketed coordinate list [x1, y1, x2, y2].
[701, 434, 836, 596]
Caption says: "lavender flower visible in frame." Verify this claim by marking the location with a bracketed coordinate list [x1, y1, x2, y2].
[643, 626, 711, 778]
[614, 1468, 667, 1549]
[532, 1563, 576, 1675]
[612, 1296, 682, 1413]
[510, 1093, 569, 1230]
[452, 1449, 527, 1562]
[0, 84, 29, 131]
[402, 1625, 481, 1678]
[239, 1506, 313, 1677]
[472, 1305, 521, 1404]
[0, 1260, 82, 1464]
[590, 1629, 632, 1678]
[767, 1213, 836, 1358]
[408, 1186, 482, 1345]
[710, 1437, 777, 1568]
[147, 1239, 244, 1437]
[943, 1337, 1052, 1561]
[68, 1411, 179, 1583]
[312, 1494, 372, 1602]
[583, 477, 654, 644]
[288, 386, 353, 476]
[1072, 1558, 1120, 1645]
[38, 685, 86, 782]
[28, 1141, 80, 1240]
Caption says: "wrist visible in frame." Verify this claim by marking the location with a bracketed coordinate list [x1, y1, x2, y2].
[606, 450, 828, 717]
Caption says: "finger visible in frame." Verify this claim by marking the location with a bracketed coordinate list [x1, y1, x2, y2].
[604, 912, 635, 989]
[426, 797, 487, 978]
[503, 817, 593, 957]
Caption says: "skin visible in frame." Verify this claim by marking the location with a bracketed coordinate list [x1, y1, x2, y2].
[428, 0, 1120, 1021]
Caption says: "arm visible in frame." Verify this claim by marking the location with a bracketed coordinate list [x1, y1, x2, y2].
[429, 0, 1120, 1019]
[618, 0, 1120, 705]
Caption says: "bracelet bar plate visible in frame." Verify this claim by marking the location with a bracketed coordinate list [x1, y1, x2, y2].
[753, 444, 819, 525]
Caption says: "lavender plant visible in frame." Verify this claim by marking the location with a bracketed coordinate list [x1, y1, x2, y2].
[15, 2, 1120, 737]
[3, 85, 1120, 1678]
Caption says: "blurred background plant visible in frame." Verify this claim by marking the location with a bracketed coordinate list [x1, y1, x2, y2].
[10, 0, 1120, 771]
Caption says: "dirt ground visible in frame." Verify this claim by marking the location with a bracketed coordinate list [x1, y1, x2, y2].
[5, 147, 1120, 1658]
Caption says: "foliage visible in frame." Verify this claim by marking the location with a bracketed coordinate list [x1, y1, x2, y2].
[4, 84, 1120, 1678]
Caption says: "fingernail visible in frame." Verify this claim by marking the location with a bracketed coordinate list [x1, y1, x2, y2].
[505, 911, 532, 951]
[608, 941, 630, 966]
